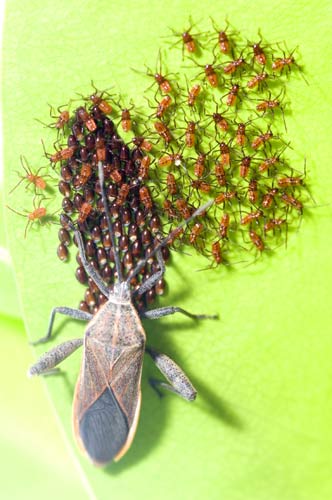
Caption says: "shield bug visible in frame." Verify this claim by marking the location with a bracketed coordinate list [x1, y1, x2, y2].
[28, 162, 216, 466]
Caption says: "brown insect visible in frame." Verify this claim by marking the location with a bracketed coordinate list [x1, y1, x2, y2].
[225, 84, 239, 106]
[258, 156, 280, 173]
[272, 56, 294, 71]
[10, 156, 49, 194]
[248, 179, 259, 204]
[72, 122, 84, 141]
[249, 229, 264, 251]
[219, 142, 231, 167]
[166, 226, 185, 245]
[223, 57, 245, 75]
[219, 213, 230, 239]
[53, 109, 70, 130]
[132, 136, 153, 153]
[212, 111, 229, 132]
[277, 176, 303, 187]
[210, 18, 231, 54]
[264, 218, 286, 232]
[76, 107, 97, 132]
[272, 47, 297, 74]
[194, 59, 220, 88]
[139, 186, 153, 211]
[78, 163, 93, 187]
[168, 20, 200, 55]
[115, 184, 130, 206]
[154, 121, 172, 143]
[215, 161, 227, 186]
[218, 30, 230, 54]
[181, 31, 196, 53]
[239, 156, 252, 178]
[256, 98, 280, 112]
[163, 199, 177, 218]
[166, 172, 177, 195]
[158, 152, 183, 168]
[211, 241, 222, 264]
[194, 153, 207, 178]
[175, 198, 192, 219]
[28, 164, 216, 466]
[280, 192, 303, 212]
[90, 93, 113, 115]
[251, 129, 273, 150]
[7, 197, 49, 238]
[155, 95, 172, 118]
[262, 187, 279, 208]
[240, 209, 263, 225]
[153, 73, 173, 94]
[215, 190, 237, 205]
[47, 144, 75, 164]
[205, 100, 229, 132]
[77, 202, 93, 224]
[272, 46, 308, 82]
[235, 123, 248, 147]
[110, 169, 123, 184]
[95, 133, 106, 162]
[120, 108, 133, 133]
[37, 105, 70, 132]
[191, 180, 211, 193]
[187, 83, 201, 107]
[189, 222, 204, 244]
[204, 64, 219, 87]
[255, 91, 286, 129]
[143, 52, 174, 94]
[185, 121, 197, 148]
[138, 156, 151, 180]
[247, 72, 269, 90]
[252, 41, 267, 66]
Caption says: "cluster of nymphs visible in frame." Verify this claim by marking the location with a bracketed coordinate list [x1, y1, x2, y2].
[10, 19, 310, 312]
[139, 19, 310, 265]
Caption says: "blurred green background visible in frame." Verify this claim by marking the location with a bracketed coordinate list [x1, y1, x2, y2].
[2, 0, 332, 499]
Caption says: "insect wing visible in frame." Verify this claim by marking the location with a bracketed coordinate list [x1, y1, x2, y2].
[72, 301, 146, 466]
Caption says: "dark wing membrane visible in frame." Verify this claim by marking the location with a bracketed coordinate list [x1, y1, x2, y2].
[73, 339, 144, 465]
[79, 386, 129, 465]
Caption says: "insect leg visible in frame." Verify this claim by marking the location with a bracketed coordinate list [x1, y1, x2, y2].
[146, 347, 197, 401]
[141, 306, 218, 320]
[135, 250, 165, 296]
[31, 306, 92, 345]
[28, 338, 83, 377]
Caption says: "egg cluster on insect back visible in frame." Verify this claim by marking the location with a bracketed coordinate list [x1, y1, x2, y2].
[10, 19, 310, 300]
[11, 92, 172, 314]
[51, 99, 174, 314]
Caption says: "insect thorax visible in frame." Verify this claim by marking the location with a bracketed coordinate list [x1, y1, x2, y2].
[111, 281, 132, 303]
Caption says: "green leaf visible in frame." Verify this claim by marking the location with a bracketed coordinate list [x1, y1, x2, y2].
[3, 1, 332, 499]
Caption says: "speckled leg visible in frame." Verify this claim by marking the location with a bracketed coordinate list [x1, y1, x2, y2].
[31, 307, 92, 345]
[141, 306, 217, 321]
[28, 338, 83, 377]
[147, 347, 197, 401]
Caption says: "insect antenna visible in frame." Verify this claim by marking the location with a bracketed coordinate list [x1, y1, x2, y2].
[98, 161, 123, 282]
[126, 199, 214, 284]
[68, 221, 110, 298]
